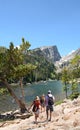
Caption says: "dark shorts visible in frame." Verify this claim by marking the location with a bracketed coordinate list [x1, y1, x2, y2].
[41, 103, 45, 107]
[46, 105, 53, 112]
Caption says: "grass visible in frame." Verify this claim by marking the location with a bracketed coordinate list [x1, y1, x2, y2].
[55, 100, 63, 105]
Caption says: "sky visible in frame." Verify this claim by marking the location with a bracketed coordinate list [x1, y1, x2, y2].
[0, 0, 80, 56]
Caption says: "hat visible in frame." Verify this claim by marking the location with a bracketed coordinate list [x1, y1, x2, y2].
[48, 90, 51, 94]
[35, 96, 40, 100]
[42, 94, 45, 97]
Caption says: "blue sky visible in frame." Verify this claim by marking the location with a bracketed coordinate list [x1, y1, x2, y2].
[0, 0, 80, 56]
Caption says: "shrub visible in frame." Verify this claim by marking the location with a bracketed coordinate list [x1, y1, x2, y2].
[69, 92, 80, 100]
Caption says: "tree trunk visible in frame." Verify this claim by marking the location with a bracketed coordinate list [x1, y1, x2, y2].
[2, 79, 27, 113]
[20, 78, 25, 101]
[65, 82, 68, 98]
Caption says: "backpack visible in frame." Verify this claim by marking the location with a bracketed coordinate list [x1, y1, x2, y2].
[48, 96, 54, 105]
[32, 105, 37, 112]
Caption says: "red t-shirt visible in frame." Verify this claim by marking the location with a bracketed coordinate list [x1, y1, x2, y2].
[34, 100, 40, 109]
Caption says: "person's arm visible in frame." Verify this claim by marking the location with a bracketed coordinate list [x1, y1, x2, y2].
[45, 96, 47, 104]
[53, 96, 55, 102]
[28, 101, 34, 111]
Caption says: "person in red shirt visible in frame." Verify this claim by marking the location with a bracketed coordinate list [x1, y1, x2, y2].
[29, 96, 41, 124]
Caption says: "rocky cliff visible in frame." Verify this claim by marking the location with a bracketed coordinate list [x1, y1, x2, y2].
[55, 48, 80, 71]
[33, 45, 61, 62]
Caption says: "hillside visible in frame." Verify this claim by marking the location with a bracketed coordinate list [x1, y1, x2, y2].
[0, 96, 80, 130]
[55, 48, 80, 72]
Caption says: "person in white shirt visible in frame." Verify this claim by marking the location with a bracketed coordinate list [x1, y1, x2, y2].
[45, 90, 55, 121]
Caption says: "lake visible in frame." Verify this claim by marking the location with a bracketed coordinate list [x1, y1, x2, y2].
[0, 80, 79, 113]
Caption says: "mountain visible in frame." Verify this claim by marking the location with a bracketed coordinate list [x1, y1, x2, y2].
[31, 46, 80, 67]
[55, 48, 80, 72]
[32, 45, 61, 62]
[28, 46, 80, 74]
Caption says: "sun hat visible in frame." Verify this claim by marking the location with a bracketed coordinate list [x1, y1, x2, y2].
[35, 96, 40, 100]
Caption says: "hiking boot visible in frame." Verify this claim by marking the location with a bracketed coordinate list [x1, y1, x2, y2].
[48, 119, 51, 121]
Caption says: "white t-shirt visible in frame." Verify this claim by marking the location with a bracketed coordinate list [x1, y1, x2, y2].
[45, 94, 55, 106]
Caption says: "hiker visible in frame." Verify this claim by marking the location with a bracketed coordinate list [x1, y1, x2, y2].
[45, 90, 55, 121]
[28, 96, 41, 124]
[40, 94, 45, 112]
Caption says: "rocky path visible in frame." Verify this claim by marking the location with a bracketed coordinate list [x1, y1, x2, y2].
[0, 96, 80, 130]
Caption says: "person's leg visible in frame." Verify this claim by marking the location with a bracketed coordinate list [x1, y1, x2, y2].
[41, 106, 42, 113]
[49, 111, 52, 121]
[49, 106, 53, 121]
[43, 104, 45, 112]
[35, 115, 37, 123]
[43, 106, 45, 112]
[46, 106, 49, 120]
[34, 110, 39, 124]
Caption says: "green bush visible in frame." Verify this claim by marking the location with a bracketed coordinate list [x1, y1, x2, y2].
[69, 92, 79, 100]
[0, 88, 8, 95]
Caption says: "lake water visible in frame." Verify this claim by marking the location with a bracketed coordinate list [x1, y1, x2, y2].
[24, 80, 66, 103]
[0, 80, 79, 113]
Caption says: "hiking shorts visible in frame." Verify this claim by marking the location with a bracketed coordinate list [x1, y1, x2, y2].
[34, 109, 39, 116]
[46, 105, 53, 112]
[41, 102, 45, 107]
